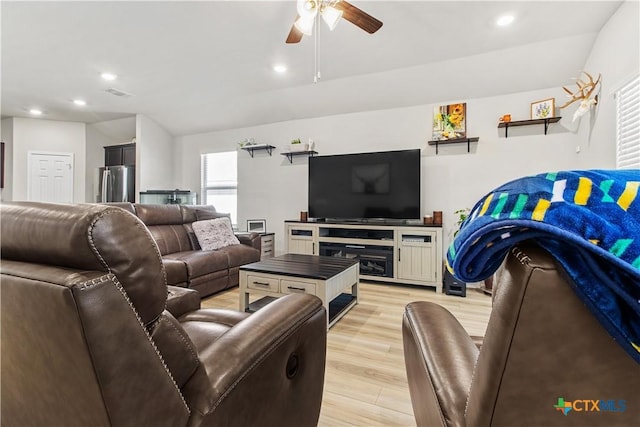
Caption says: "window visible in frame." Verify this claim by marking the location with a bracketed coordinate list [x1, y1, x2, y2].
[616, 74, 640, 169]
[201, 151, 237, 226]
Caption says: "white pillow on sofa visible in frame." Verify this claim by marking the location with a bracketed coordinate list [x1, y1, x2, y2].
[192, 217, 240, 251]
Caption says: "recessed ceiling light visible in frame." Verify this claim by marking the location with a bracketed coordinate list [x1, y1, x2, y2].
[273, 64, 287, 73]
[29, 109, 42, 115]
[496, 14, 515, 27]
[101, 72, 118, 81]
[73, 99, 87, 106]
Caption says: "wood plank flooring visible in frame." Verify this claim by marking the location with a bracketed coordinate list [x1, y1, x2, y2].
[201, 282, 492, 426]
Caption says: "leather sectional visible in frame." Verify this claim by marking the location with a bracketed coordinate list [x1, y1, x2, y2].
[1, 202, 326, 426]
[110, 203, 261, 297]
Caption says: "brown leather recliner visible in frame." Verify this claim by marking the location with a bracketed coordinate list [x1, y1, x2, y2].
[1, 202, 327, 427]
[403, 242, 640, 426]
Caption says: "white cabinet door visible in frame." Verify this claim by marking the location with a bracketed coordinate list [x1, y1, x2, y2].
[397, 231, 435, 282]
[28, 152, 73, 203]
[287, 225, 317, 255]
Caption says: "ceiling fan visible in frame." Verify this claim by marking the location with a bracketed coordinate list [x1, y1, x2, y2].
[286, 0, 383, 44]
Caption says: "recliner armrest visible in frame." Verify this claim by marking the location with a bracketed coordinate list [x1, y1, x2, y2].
[403, 301, 479, 427]
[183, 293, 326, 426]
[166, 286, 201, 318]
[235, 232, 261, 251]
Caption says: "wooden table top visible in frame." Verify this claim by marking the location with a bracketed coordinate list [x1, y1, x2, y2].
[240, 254, 358, 280]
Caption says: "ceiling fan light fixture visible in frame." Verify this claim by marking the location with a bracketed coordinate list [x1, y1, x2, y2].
[297, 0, 318, 19]
[294, 15, 315, 36]
[321, 6, 343, 31]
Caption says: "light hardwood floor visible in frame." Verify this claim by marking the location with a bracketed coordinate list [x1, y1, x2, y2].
[202, 282, 492, 426]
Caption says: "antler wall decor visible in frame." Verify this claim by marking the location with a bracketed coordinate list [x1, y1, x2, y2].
[559, 71, 602, 122]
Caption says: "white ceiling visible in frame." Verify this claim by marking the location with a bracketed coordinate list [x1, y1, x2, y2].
[1, 1, 622, 137]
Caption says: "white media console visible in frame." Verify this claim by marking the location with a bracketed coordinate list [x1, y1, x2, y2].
[285, 220, 443, 293]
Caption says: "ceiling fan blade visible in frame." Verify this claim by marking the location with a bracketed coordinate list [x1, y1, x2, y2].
[335, 1, 383, 34]
[286, 15, 304, 43]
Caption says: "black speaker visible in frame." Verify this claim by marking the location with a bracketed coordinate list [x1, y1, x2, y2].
[443, 269, 466, 297]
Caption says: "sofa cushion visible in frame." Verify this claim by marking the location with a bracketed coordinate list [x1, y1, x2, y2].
[195, 208, 230, 222]
[180, 205, 219, 223]
[136, 204, 183, 226]
[218, 244, 260, 268]
[165, 250, 229, 278]
[148, 225, 193, 256]
[192, 218, 240, 251]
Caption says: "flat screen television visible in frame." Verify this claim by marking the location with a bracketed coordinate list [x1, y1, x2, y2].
[308, 149, 421, 220]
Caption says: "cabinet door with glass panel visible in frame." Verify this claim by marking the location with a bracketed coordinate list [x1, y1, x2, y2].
[286, 225, 317, 255]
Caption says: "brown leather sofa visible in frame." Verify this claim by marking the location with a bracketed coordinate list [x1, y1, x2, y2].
[109, 203, 261, 297]
[1, 202, 327, 427]
[403, 242, 640, 426]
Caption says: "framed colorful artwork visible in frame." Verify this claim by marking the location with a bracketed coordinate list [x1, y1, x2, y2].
[432, 103, 466, 140]
[530, 98, 555, 119]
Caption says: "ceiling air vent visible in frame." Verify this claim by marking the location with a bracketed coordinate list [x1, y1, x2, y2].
[105, 88, 133, 98]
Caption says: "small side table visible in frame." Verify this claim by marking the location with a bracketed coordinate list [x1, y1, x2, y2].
[259, 232, 275, 259]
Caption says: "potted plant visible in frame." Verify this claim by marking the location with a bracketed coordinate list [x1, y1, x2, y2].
[454, 208, 470, 237]
[454, 207, 493, 295]
[238, 137, 256, 148]
[289, 138, 307, 152]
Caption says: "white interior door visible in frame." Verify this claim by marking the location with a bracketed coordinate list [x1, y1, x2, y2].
[28, 152, 74, 203]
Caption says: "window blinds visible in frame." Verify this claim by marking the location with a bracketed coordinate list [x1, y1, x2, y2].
[200, 151, 238, 224]
[616, 74, 640, 169]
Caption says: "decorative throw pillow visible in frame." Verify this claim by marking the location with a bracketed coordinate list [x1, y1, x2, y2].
[192, 217, 240, 251]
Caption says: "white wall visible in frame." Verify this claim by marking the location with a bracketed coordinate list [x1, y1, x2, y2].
[175, 4, 636, 257]
[3, 114, 174, 204]
[574, 0, 639, 167]
[176, 86, 587, 254]
[8, 117, 86, 202]
[1, 118, 14, 202]
[136, 114, 175, 199]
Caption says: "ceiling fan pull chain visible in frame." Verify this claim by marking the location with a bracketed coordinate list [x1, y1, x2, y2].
[314, 16, 321, 83]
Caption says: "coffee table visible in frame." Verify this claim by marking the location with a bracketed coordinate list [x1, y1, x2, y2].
[239, 254, 359, 328]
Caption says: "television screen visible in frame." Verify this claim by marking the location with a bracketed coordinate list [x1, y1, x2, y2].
[308, 149, 421, 220]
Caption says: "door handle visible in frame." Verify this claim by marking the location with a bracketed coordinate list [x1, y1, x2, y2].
[101, 169, 110, 203]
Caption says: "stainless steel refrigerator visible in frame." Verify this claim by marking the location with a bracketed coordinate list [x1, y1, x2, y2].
[96, 165, 135, 202]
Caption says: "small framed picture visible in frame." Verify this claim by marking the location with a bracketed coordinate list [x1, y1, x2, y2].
[247, 219, 266, 233]
[530, 98, 555, 119]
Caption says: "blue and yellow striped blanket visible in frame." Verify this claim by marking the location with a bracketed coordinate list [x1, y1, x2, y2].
[446, 170, 640, 363]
